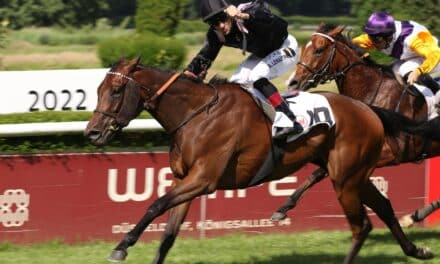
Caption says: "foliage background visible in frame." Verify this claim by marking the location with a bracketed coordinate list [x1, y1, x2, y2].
[1, 0, 440, 153]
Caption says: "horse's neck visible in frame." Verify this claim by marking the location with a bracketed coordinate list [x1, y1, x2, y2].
[149, 74, 217, 133]
[340, 65, 400, 107]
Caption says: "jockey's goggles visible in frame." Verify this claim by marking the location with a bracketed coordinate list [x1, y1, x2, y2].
[369, 33, 393, 44]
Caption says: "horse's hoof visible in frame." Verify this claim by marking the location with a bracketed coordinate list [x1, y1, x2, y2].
[108, 249, 128, 263]
[399, 214, 415, 228]
[413, 247, 434, 260]
[271, 212, 287, 221]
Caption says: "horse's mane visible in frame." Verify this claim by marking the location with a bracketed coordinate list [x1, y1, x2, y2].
[317, 24, 395, 78]
[208, 75, 234, 85]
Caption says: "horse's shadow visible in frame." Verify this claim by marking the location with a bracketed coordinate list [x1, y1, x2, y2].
[246, 253, 406, 264]
[367, 229, 439, 243]
[224, 230, 438, 264]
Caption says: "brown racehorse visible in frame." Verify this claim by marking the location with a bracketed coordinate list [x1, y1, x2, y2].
[84, 57, 433, 264]
[272, 23, 440, 224]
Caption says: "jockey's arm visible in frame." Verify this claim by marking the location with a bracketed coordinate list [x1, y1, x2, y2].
[408, 31, 440, 74]
[352, 34, 376, 50]
[185, 31, 223, 79]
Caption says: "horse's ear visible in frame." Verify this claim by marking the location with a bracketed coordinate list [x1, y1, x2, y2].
[318, 22, 326, 30]
[134, 56, 141, 65]
[127, 57, 141, 72]
[117, 55, 125, 65]
[329, 25, 346, 37]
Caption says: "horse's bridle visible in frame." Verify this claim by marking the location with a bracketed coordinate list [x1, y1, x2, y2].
[94, 70, 219, 134]
[93, 71, 154, 131]
[297, 32, 363, 88]
[297, 32, 385, 105]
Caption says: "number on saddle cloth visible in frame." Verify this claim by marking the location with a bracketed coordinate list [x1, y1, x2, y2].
[279, 92, 336, 142]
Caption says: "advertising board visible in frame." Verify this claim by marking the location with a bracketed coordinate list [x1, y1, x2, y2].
[0, 153, 428, 243]
[0, 69, 107, 114]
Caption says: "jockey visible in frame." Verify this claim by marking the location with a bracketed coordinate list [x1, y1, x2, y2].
[352, 11, 440, 95]
[184, 0, 303, 139]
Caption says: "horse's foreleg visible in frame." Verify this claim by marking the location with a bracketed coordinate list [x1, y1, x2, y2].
[331, 176, 371, 264]
[108, 179, 209, 263]
[360, 181, 433, 260]
[152, 201, 192, 264]
[271, 167, 327, 221]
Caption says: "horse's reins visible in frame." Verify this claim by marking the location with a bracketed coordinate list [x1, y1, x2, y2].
[143, 72, 219, 134]
[149, 72, 181, 102]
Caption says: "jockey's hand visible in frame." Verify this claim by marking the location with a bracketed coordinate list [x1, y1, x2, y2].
[183, 70, 207, 80]
[198, 70, 207, 80]
[225, 5, 249, 20]
[407, 69, 421, 85]
[183, 70, 198, 79]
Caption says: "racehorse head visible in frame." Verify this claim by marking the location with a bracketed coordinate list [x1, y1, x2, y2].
[85, 57, 145, 146]
[85, 57, 218, 146]
[289, 23, 363, 91]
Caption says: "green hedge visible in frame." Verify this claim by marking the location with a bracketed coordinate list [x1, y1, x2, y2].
[0, 111, 151, 124]
[97, 32, 186, 69]
[176, 20, 208, 33]
[0, 111, 160, 154]
[0, 131, 169, 154]
[285, 16, 357, 28]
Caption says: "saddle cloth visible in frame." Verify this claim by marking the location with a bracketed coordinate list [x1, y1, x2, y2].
[243, 88, 335, 142]
[273, 91, 336, 142]
[412, 83, 438, 120]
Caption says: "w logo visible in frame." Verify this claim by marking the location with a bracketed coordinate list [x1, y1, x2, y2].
[107, 167, 173, 202]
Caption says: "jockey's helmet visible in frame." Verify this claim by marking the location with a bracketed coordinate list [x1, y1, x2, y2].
[363, 11, 396, 36]
[200, 0, 230, 24]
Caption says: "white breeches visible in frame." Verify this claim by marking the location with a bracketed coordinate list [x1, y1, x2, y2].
[229, 34, 299, 89]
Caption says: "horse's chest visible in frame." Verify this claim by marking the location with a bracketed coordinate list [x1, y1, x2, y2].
[169, 144, 185, 178]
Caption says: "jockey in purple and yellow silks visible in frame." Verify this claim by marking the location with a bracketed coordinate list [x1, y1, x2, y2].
[352, 11, 440, 95]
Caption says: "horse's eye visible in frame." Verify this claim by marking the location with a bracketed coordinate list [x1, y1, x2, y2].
[314, 48, 324, 55]
[111, 87, 122, 98]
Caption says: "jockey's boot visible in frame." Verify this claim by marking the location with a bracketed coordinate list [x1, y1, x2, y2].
[254, 78, 303, 138]
[274, 103, 304, 139]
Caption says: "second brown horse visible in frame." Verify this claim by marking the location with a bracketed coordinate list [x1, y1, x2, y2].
[273, 23, 440, 225]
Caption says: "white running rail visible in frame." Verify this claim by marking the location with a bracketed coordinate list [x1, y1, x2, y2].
[0, 119, 163, 137]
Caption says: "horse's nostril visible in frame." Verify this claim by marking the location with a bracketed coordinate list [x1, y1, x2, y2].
[86, 129, 101, 140]
[288, 80, 299, 90]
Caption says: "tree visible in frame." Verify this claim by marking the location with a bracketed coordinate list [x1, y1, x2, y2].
[106, 0, 136, 26]
[0, 22, 6, 48]
[398, 0, 440, 38]
[0, 0, 109, 29]
[183, 0, 351, 19]
[135, 0, 187, 36]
